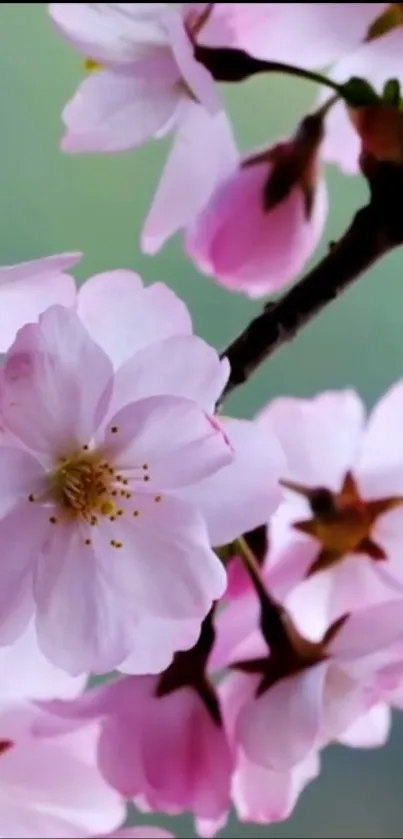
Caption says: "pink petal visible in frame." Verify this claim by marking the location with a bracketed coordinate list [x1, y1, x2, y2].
[0, 446, 46, 517]
[320, 28, 403, 174]
[106, 681, 233, 823]
[237, 664, 328, 770]
[232, 751, 320, 825]
[0, 710, 124, 837]
[103, 395, 233, 489]
[34, 523, 135, 674]
[111, 335, 229, 415]
[257, 389, 365, 491]
[142, 102, 238, 254]
[0, 621, 86, 702]
[175, 417, 285, 546]
[140, 688, 233, 822]
[0, 501, 49, 645]
[330, 600, 403, 662]
[186, 158, 327, 297]
[319, 666, 374, 745]
[77, 271, 191, 368]
[359, 379, 403, 495]
[61, 67, 180, 154]
[0, 252, 79, 352]
[96, 493, 227, 620]
[1, 306, 113, 455]
[164, 8, 220, 113]
[338, 703, 391, 749]
[285, 570, 335, 643]
[49, 3, 171, 66]
[219, 3, 386, 67]
[118, 614, 202, 676]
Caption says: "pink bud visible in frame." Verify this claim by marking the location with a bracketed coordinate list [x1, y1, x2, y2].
[186, 130, 328, 298]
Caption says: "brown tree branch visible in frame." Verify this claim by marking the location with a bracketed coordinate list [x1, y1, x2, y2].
[220, 158, 403, 401]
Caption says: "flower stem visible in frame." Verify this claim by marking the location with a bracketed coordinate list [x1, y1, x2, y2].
[236, 536, 290, 650]
[195, 44, 343, 97]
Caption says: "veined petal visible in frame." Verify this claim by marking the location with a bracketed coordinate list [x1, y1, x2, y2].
[77, 271, 191, 368]
[103, 395, 233, 489]
[61, 67, 180, 154]
[1, 306, 113, 455]
[111, 335, 229, 414]
[175, 417, 285, 546]
[142, 103, 238, 254]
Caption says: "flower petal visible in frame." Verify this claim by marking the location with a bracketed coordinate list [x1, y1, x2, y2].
[164, 7, 220, 112]
[0, 446, 46, 517]
[232, 751, 320, 825]
[142, 102, 238, 254]
[338, 703, 391, 749]
[104, 395, 233, 489]
[111, 335, 229, 414]
[0, 253, 79, 352]
[118, 614, 202, 675]
[175, 417, 285, 546]
[34, 523, 134, 675]
[0, 714, 124, 836]
[1, 306, 113, 455]
[237, 664, 328, 770]
[359, 379, 403, 495]
[61, 67, 180, 154]
[330, 600, 403, 662]
[96, 493, 227, 620]
[220, 3, 386, 67]
[49, 3, 171, 66]
[0, 502, 49, 645]
[0, 621, 86, 702]
[257, 390, 365, 491]
[77, 271, 191, 367]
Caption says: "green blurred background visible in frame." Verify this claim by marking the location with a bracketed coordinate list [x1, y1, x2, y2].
[2, 4, 403, 837]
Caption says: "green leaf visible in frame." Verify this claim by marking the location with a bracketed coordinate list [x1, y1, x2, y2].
[341, 76, 380, 107]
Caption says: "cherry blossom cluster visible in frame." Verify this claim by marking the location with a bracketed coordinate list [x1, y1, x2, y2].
[2, 3, 403, 837]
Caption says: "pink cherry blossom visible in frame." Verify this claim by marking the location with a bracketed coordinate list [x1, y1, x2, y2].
[210, 4, 386, 68]
[319, 27, 403, 173]
[0, 299, 284, 675]
[185, 137, 328, 298]
[49, 3, 238, 249]
[77, 270, 285, 548]
[220, 597, 403, 771]
[39, 671, 234, 836]
[0, 305, 230, 674]
[0, 702, 124, 837]
[0, 253, 80, 353]
[77, 270, 286, 548]
[256, 386, 403, 633]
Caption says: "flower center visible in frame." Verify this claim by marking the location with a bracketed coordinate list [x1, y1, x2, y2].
[27, 425, 163, 549]
[50, 450, 121, 522]
[281, 470, 403, 576]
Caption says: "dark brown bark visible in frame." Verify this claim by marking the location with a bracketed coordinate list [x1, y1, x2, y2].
[220, 157, 403, 400]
